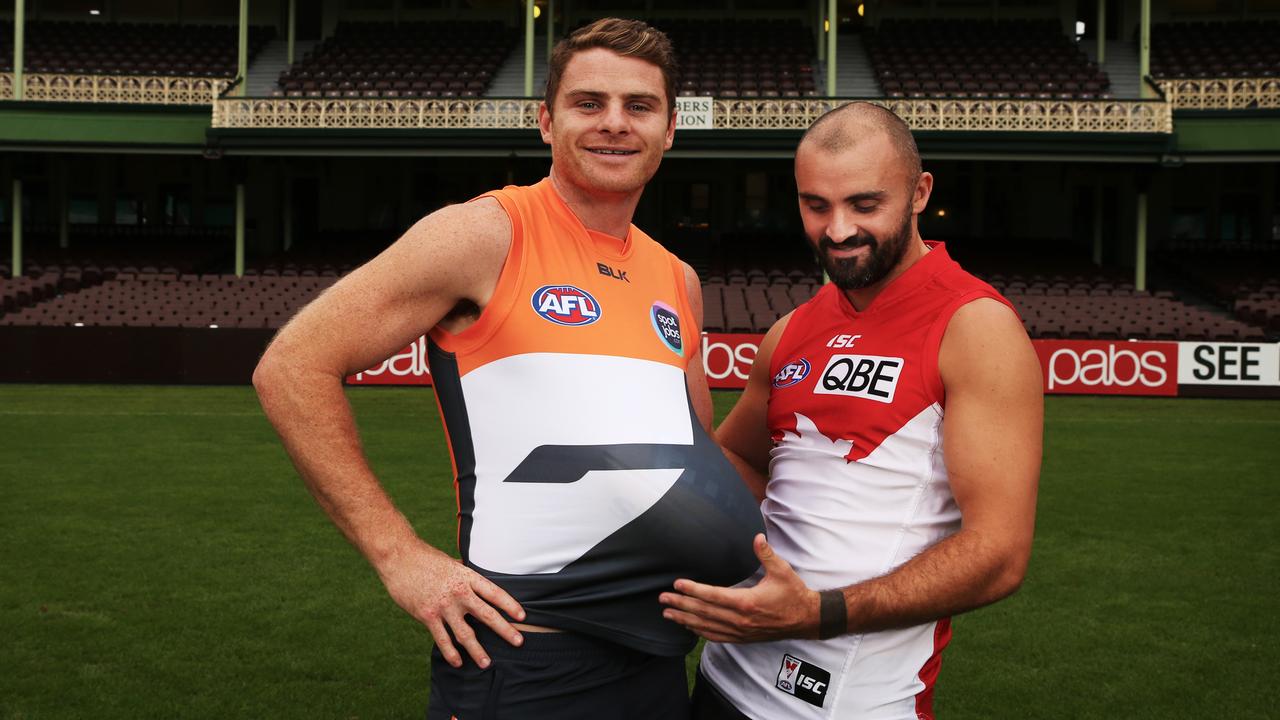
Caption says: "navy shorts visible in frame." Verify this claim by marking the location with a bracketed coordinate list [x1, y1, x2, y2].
[427, 623, 690, 720]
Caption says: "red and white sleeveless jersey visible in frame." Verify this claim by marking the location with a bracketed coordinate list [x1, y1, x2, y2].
[702, 243, 1012, 719]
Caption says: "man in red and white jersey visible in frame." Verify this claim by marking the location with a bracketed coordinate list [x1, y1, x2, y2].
[660, 102, 1043, 719]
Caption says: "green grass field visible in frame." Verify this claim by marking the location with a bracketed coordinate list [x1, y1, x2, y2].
[2, 385, 1278, 719]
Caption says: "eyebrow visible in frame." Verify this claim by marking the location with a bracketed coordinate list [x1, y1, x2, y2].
[798, 190, 887, 203]
[565, 89, 662, 103]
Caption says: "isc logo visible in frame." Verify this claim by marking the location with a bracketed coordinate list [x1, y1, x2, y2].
[826, 333, 862, 348]
[772, 358, 811, 388]
[775, 653, 830, 708]
[814, 354, 904, 404]
[531, 285, 602, 326]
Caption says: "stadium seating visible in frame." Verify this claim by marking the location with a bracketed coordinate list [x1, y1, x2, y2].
[0, 20, 272, 76]
[0, 271, 334, 329]
[866, 19, 1111, 100]
[3, 266, 1267, 340]
[1150, 20, 1280, 79]
[272, 21, 516, 99]
[653, 18, 818, 98]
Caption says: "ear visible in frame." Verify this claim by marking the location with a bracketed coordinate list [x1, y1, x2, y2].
[539, 101, 553, 146]
[912, 171, 934, 215]
[664, 108, 677, 150]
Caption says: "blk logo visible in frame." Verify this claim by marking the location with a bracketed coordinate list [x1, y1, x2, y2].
[814, 354, 904, 404]
[597, 262, 630, 283]
[775, 654, 830, 708]
[531, 285, 602, 326]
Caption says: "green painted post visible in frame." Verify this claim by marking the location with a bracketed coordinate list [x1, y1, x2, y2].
[1135, 192, 1147, 292]
[287, 0, 296, 66]
[238, 0, 249, 97]
[524, 0, 535, 97]
[826, 0, 837, 96]
[1092, 184, 1103, 266]
[14, 0, 25, 101]
[235, 183, 245, 277]
[11, 179, 21, 278]
[816, 0, 825, 64]
[1096, 0, 1106, 65]
[546, 0, 554, 84]
[1139, 0, 1151, 98]
[282, 180, 292, 253]
[59, 188, 69, 249]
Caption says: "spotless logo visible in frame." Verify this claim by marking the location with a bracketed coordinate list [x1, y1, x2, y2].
[531, 285, 602, 326]
[773, 358, 811, 388]
[650, 301, 683, 355]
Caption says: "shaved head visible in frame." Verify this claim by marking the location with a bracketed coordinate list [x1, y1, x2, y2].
[799, 102, 922, 184]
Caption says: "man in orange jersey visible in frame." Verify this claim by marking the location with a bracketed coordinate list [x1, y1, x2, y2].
[255, 19, 763, 719]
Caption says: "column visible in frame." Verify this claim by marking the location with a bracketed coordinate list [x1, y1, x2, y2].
[282, 179, 293, 253]
[1135, 192, 1147, 291]
[11, 179, 22, 277]
[524, 0, 535, 97]
[58, 161, 69, 250]
[14, 0, 25, 101]
[235, 183, 246, 277]
[546, 0, 555, 73]
[1096, 0, 1106, 65]
[1139, 0, 1151, 99]
[816, 0, 825, 64]
[826, 0, 837, 96]
[287, 0, 296, 66]
[1092, 183, 1104, 266]
[238, 0, 249, 97]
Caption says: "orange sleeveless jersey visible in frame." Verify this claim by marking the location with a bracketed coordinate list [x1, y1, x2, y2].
[425, 178, 763, 656]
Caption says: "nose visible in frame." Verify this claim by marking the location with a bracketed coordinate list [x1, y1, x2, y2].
[596, 101, 630, 135]
[825, 208, 859, 244]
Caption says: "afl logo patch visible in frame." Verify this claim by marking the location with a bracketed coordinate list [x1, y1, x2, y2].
[650, 301, 683, 355]
[773, 358, 811, 388]
[531, 285, 602, 326]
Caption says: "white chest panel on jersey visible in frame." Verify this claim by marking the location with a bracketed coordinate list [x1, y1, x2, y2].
[461, 352, 692, 576]
[703, 404, 959, 719]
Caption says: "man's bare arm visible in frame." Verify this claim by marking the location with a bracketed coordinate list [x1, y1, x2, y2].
[253, 198, 526, 668]
[660, 299, 1042, 640]
[712, 314, 791, 502]
[680, 262, 717, 435]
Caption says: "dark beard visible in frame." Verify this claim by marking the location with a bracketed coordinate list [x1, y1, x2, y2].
[817, 210, 914, 291]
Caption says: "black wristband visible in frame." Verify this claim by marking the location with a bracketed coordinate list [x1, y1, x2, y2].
[818, 589, 847, 640]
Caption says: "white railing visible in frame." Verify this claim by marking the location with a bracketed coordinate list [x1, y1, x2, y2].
[210, 95, 1173, 134]
[0, 72, 228, 105]
[1158, 77, 1280, 111]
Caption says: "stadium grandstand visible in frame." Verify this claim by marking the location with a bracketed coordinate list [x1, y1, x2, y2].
[0, 0, 1277, 383]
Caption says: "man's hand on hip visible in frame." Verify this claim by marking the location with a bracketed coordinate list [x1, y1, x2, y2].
[376, 539, 527, 668]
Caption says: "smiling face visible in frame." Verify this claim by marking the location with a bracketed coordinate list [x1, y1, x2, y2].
[539, 47, 676, 198]
[795, 131, 932, 293]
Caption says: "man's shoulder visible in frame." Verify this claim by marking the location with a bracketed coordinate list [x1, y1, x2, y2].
[417, 196, 511, 244]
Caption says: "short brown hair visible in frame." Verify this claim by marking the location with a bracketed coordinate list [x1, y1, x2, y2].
[544, 18, 677, 117]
